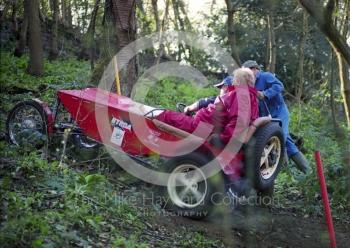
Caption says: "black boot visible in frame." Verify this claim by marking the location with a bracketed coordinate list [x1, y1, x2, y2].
[291, 152, 310, 174]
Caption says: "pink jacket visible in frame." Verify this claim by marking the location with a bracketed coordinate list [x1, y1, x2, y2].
[194, 85, 259, 144]
[156, 86, 259, 144]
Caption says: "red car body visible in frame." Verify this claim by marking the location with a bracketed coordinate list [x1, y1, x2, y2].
[56, 88, 244, 176]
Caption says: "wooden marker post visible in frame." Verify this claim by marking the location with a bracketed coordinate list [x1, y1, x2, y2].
[113, 56, 121, 95]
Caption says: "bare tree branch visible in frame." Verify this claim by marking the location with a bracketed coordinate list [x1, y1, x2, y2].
[299, 0, 350, 65]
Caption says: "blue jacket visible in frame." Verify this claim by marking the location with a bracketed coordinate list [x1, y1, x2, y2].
[198, 96, 217, 109]
[255, 71, 288, 118]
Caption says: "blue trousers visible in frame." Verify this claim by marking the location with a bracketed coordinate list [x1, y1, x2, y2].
[276, 106, 299, 157]
[260, 101, 299, 157]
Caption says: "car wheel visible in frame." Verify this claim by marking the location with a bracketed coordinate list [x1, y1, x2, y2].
[244, 122, 285, 191]
[6, 100, 48, 149]
[162, 152, 223, 219]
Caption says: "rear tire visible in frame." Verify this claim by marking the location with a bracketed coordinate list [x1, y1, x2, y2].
[244, 122, 285, 191]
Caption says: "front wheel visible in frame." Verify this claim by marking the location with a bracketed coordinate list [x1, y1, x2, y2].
[162, 153, 223, 219]
[244, 122, 285, 191]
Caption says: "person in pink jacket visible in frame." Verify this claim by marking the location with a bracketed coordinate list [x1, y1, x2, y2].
[156, 68, 259, 146]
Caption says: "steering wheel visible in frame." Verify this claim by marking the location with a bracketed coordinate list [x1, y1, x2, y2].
[176, 103, 187, 113]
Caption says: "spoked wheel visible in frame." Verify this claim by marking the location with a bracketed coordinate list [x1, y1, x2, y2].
[163, 152, 223, 219]
[259, 136, 282, 180]
[6, 100, 48, 149]
[244, 122, 285, 191]
[167, 164, 207, 209]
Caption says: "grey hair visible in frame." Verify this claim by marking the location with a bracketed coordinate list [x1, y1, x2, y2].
[233, 68, 255, 86]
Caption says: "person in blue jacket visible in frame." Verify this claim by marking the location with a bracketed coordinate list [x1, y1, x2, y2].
[242, 60, 310, 173]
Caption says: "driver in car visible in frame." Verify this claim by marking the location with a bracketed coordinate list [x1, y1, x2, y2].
[183, 75, 235, 114]
[156, 68, 259, 146]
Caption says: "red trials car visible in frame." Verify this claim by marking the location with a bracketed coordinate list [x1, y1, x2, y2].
[6, 88, 285, 218]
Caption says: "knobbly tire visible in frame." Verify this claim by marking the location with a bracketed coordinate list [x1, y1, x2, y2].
[6, 100, 48, 149]
[244, 122, 285, 191]
[161, 152, 223, 219]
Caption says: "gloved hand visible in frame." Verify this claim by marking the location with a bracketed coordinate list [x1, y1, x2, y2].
[184, 106, 195, 116]
[184, 106, 190, 114]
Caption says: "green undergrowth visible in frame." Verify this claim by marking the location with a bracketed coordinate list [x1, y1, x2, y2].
[0, 141, 222, 247]
[176, 232, 223, 248]
[274, 103, 350, 219]
[142, 76, 218, 109]
[0, 51, 91, 107]
[0, 142, 149, 247]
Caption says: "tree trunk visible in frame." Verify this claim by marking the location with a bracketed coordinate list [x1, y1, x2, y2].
[225, 0, 241, 67]
[295, 11, 308, 128]
[49, 0, 59, 60]
[172, 0, 183, 30]
[329, 53, 338, 130]
[14, 0, 29, 57]
[264, 20, 270, 68]
[73, 0, 80, 28]
[155, 0, 170, 64]
[48, 0, 53, 12]
[266, 0, 276, 73]
[338, 0, 350, 127]
[337, 56, 350, 126]
[60, 0, 66, 25]
[341, 0, 349, 36]
[296, 11, 308, 103]
[11, 1, 18, 34]
[66, 0, 72, 28]
[172, 0, 186, 60]
[299, 0, 350, 127]
[178, 0, 191, 29]
[39, 1, 46, 22]
[330, 53, 350, 170]
[0, 1, 11, 25]
[210, 0, 216, 15]
[151, 0, 160, 32]
[82, 0, 89, 32]
[90, 0, 113, 83]
[298, 0, 350, 65]
[27, 0, 44, 76]
[110, 0, 137, 96]
[86, 0, 101, 69]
